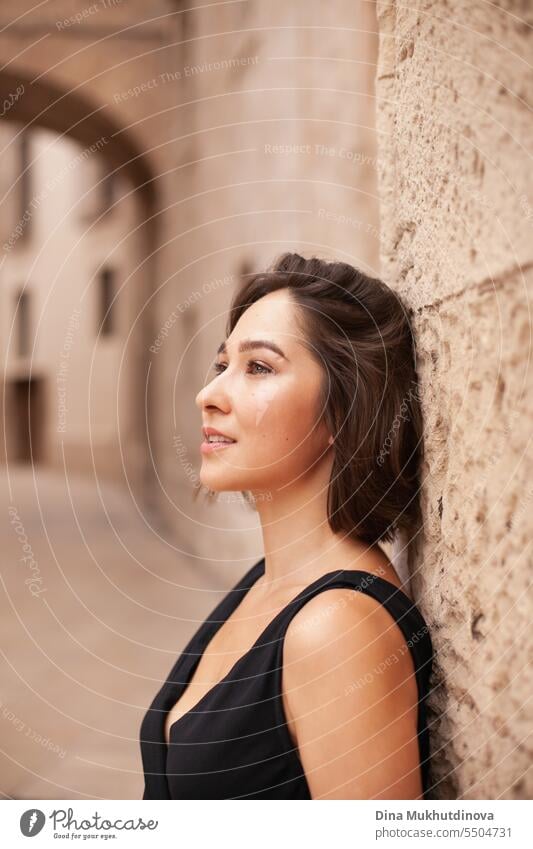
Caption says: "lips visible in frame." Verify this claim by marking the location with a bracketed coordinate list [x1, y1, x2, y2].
[200, 438, 236, 454]
[201, 426, 237, 454]
[202, 426, 236, 443]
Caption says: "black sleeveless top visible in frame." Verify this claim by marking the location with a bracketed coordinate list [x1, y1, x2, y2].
[140, 557, 433, 799]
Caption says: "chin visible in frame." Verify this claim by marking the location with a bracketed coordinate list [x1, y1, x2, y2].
[200, 470, 241, 492]
[201, 465, 267, 494]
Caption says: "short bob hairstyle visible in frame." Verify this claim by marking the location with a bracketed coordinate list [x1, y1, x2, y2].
[196, 251, 424, 547]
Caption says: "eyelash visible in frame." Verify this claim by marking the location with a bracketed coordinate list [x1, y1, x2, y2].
[212, 359, 274, 376]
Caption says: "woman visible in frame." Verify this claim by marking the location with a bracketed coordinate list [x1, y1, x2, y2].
[140, 252, 433, 800]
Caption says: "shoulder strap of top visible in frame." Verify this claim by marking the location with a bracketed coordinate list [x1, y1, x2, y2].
[272, 569, 433, 684]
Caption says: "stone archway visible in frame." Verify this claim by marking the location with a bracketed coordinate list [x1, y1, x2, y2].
[0, 67, 159, 506]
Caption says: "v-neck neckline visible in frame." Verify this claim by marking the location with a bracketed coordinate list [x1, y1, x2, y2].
[165, 557, 267, 742]
[163, 560, 418, 746]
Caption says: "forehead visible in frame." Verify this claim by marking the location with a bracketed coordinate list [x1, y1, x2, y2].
[232, 289, 298, 340]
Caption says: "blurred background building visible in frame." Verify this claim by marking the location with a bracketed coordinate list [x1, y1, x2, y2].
[0, 123, 140, 478]
[0, 0, 531, 800]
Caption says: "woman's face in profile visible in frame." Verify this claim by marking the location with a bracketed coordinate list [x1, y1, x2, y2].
[195, 288, 332, 496]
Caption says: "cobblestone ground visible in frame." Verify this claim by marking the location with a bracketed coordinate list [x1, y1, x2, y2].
[0, 465, 229, 799]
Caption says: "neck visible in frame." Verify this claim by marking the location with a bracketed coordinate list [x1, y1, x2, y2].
[251, 463, 374, 589]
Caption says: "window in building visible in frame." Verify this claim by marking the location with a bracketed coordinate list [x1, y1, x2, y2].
[97, 267, 116, 336]
[15, 288, 31, 357]
[19, 130, 32, 240]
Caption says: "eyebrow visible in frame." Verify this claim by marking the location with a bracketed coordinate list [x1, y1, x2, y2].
[216, 337, 289, 361]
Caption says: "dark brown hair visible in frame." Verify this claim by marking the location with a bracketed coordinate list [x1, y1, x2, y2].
[197, 251, 424, 546]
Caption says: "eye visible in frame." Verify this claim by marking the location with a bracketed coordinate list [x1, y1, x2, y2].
[211, 359, 274, 376]
[246, 359, 273, 375]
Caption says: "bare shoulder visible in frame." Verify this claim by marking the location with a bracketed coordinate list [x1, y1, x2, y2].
[284, 586, 409, 663]
[281, 586, 422, 799]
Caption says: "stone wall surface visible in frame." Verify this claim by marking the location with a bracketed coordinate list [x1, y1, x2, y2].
[375, 0, 533, 798]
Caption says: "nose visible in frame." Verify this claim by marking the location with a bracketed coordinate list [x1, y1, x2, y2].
[195, 371, 231, 414]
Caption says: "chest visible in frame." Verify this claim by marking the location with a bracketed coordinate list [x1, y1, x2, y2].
[163, 595, 298, 745]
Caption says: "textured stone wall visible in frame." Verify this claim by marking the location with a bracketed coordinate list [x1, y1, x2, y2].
[375, 0, 533, 798]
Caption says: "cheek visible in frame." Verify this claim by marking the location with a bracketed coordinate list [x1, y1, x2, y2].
[242, 380, 322, 455]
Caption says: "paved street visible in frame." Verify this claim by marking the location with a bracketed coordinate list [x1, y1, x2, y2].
[0, 465, 227, 799]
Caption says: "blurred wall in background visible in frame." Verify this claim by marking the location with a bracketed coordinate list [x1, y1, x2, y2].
[0, 0, 381, 566]
[0, 0, 383, 799]
[157, 0, 381, 565]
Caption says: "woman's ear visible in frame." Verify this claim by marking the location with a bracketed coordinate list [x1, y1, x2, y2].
[328, 434, 334, 446]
